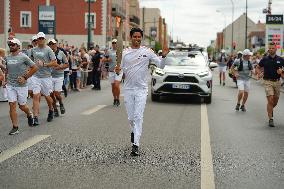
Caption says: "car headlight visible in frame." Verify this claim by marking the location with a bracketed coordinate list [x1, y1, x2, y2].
[198, 71, 209, 77]
[154, 69, 165, 76]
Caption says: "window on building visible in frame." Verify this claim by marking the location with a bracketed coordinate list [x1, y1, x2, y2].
[85, 0, 96, 2]
[85, 13, 96, 29]
[20, 11, 31, 27]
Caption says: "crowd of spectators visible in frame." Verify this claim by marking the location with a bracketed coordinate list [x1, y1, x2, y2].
[0, 41, 116, 102]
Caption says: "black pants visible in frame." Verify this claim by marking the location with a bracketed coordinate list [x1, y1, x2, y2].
[70, 70, 77, 89]
[87, 70, 93, 85]
[92, 70, 101, 89]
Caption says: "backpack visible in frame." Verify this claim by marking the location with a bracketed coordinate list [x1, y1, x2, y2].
[219, 55, 227, 62]
[238, 59, 252, 71]
[55, 49, 62, 65]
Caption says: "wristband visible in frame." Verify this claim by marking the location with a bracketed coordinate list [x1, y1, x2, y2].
[22, 75, 28, 80]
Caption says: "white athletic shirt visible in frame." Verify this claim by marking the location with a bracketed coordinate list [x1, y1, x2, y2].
[121, 46, 165, 90]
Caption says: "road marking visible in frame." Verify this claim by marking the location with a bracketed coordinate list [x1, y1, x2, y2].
[201, 104, 215, 189]
[81, 105, 107, 115]
[0, 135, 50, 163]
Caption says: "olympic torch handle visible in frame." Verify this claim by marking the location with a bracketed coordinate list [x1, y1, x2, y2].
[116, 18, 123, 75]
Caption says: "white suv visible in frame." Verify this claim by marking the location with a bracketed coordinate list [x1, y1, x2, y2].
[151, 51, 217, 103]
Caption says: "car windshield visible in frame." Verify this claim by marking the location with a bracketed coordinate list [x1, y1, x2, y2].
[165, 54, 207, 66]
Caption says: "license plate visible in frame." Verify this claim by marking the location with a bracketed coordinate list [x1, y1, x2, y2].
[172, 84, 190, 89]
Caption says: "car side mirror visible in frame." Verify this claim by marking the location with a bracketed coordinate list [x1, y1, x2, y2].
[209, 62, 218, 69]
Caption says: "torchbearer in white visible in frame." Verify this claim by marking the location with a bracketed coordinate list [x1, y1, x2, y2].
[115, 27, 169, 156]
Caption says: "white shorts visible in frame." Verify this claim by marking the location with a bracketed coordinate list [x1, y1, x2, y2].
[109, 72, 123, 83]
[32, 77, 53, 96]
[237, 80, 250, 92]
[52, 77, 64, 92]
[27, 76, 35, 91]
[6, 85, 28, 105]
[77, 70, 81, 78]
[218, 66, 227, 73]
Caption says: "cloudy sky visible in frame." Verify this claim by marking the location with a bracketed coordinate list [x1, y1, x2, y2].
[139, 0, 284, 47]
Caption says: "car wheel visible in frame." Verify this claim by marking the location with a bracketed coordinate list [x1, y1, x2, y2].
[204, 94, 212, 104]
[151, 92, 160, 102]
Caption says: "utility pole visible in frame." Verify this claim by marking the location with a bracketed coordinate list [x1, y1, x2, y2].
[230, 0, 234, 54]
[46, 0, 56, 39]
[152, 17, 156, 48]
[245, 0, 248, 49]
[142, 7, 145, 33]
[87, 0, 91, 50]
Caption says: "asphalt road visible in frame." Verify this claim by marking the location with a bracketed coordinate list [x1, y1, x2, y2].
[0, 71, 283, 189]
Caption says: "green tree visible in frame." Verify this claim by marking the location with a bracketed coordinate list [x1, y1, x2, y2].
[258, 47, 265, 55]
[154, 41, 162, 52]
[207, 46, 214, 58]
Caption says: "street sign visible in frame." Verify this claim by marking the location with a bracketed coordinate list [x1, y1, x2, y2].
[38, 5, 55, 35]
[266, 15, 283, 25]
[265, 15, 284, 55]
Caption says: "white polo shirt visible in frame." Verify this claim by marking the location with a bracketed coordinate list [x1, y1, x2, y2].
[121, 46, 165, 90]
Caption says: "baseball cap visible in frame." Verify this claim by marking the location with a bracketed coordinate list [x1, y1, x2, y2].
[112, 39, 117, 43]
[243, 49, 253, 56]
[47, 38, 57, 44]
[158, 50, 162, 54]
[221, 49, 225, 53]
[32, 35, 38, 41]
[37, 32, 46, 39]
[237, 51, 243, 55]
[8, 38, 21, 46]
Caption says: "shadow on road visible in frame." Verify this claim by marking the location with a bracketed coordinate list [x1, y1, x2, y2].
[150, 95, 204, 105]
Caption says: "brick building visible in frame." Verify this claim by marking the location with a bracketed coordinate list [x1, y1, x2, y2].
[1, 0, 107, 49]
[215, 32, 224, 51]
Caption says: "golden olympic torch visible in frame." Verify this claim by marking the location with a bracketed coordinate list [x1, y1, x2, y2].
[115, 16, 123, 75]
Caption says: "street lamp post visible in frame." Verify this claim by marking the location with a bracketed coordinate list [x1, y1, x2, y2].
[230, 0, 234, 54]
[216, 10, 226, 50]
[245, 0, 248, 49]
[87, 0, 91, 50]
[144, 20, 159, 48]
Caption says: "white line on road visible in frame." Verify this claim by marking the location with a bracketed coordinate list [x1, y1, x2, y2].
[201, 104, 215, 189]
[0, 135, 50, 163]
[81, 105, 107, 115]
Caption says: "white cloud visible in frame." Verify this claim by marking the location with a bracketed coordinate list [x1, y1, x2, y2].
[139, 0, 284, 47]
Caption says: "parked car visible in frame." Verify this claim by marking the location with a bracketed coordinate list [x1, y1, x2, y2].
[151, 51, 217, 103]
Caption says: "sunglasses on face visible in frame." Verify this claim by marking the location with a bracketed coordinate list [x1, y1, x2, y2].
[8, 43, 17, 47]
[112, 42, 117, 44]
[32, 40, 38, 42]
[38, 37, 45, 40]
